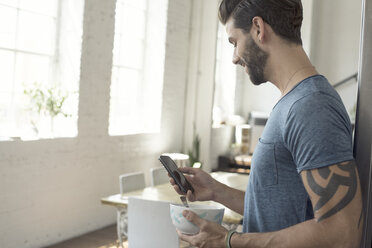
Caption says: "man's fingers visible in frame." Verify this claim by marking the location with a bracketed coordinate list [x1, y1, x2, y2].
[186, 190, 195, 202]
[169, 177, 175, 185]
[173, 184, 185, 195]
[184, 174, 194, 182]
[177, 230, 195, 243]
[169, 171, 195, 185]
[178, 167, 199, 175]
[170, 177, 184, 195]
[176, 211, 205, 245]
[183, 210, 205, 227]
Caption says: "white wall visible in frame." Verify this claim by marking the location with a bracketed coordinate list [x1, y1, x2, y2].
[301, 0, 314, 57]
[239, 68, 281, 119]
[0, 0, 192, 247]
[310, 0, 362, 118]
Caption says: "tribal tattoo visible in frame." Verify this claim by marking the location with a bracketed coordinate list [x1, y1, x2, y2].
[306, 161, 358, 222]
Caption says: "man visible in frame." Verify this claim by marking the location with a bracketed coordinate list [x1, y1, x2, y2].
[169, 0, 364, 247]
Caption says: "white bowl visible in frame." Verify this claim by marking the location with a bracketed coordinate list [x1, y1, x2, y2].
[170, 203, 225, 235]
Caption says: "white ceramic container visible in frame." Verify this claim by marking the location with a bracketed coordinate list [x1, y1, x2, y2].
[170, 203, 225, 235]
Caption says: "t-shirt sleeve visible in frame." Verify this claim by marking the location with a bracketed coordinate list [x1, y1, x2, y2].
[283, 92, 354, 173]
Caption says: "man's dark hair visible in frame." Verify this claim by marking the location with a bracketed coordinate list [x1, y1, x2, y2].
[219, 0, 303, 45]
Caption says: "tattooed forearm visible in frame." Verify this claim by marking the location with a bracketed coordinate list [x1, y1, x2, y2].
[306, 161, 357, 222]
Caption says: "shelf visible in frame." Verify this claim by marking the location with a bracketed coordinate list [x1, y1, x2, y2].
[215, 155, 251, 175]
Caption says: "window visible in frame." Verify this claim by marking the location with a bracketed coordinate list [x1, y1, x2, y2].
[0, 0, 83, 140]
[109, 0, 168, 135]
[213, 22, 237, 127]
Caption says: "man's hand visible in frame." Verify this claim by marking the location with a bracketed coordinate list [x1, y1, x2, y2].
[169, 167, 221, 202]
[177, 210, 228, 248]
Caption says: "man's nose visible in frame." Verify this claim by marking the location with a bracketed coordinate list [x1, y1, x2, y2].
[232, 51, 239, 65]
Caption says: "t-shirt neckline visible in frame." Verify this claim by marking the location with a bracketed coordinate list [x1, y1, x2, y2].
[273, 74, 323, 110]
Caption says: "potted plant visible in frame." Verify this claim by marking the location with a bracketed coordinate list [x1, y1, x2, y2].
[24, 83, 72, 137]
[188, 124, 202, 168]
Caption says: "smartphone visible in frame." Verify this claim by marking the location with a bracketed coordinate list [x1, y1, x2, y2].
[158, 155, 194, 194]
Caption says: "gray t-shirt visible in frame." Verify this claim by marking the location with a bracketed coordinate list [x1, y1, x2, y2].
[243, 75, 354, 233]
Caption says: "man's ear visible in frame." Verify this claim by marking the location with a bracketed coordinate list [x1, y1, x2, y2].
[251, 16, 266, 43]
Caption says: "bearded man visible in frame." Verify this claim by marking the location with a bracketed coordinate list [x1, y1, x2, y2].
[170, 0, 363, 247]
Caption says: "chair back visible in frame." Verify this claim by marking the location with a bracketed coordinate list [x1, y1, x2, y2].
[128, 197, 179, 248]
[119, 171, 145, 194]
[150, 167, 169, 186]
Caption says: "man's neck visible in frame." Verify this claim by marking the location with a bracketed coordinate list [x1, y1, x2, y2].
[266, 44, 318, 97]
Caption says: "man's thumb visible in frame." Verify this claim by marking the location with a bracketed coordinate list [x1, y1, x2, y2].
[183, 210, 205, 227]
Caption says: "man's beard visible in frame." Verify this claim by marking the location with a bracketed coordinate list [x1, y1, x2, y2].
[241, 36, 269, 85]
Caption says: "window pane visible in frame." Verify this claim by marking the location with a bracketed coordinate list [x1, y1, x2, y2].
[213, 23, 237, 127]
[114, 1, 124, 35]
[12, 53, 50, 137]
[57, 0, 84, 91]
[122, 9, 145, 38]
[112, 34, 121, 65]
[0, 92, 11, 121]
[19, 0, 58, 17]
[110, 0, 168, 136]
[117, 4, 146, 39]
[0, 0, 17, 7]
[17, 10, 56, 54]
[0, 50, 15, 92]
[116, 36, 144, 69]
[147, 0, 168, 15]
[0, 0, 83, 140]
[122, 0, 147, 11]
[109, 68, 141, 135]
[0, 5, 17, 49]
[14, 53, 51, 88]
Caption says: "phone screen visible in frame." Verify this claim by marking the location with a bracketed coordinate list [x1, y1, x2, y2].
[159, 155, 194, 193]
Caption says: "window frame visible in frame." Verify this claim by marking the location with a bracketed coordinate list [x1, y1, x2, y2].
[0, 0, 82, 140]
[109, 0, 168, 136]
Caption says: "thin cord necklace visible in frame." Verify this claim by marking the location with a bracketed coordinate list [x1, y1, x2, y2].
[282, 66, 314, 96]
